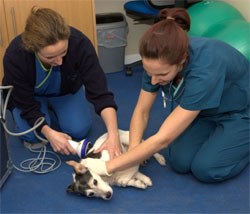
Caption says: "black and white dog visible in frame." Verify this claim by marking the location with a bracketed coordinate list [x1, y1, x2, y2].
[66, 130, 166, 200]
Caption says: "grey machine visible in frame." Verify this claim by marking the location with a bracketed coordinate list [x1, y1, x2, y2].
[0, 88, 13, 189]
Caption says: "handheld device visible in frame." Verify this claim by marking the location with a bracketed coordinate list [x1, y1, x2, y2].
[68, 139, 92, 158]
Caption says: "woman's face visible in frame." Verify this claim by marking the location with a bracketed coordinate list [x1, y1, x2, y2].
[37, 40, 68, 67]
[142, 58, 183, 86]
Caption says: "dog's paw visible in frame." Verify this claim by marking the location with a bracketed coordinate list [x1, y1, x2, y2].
[134, 172, 152, 186]
[115, 173, 152, 189]
[115, 177, 148, 189]
[153, 153, 167, 166]
[127, 178, 148, 189]
[115, 177, 132, 187]
[116, 172, 153, 189]
[114, 166, 139, 186]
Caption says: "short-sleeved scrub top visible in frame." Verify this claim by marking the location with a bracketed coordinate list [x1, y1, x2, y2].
[141, 37, 249, 182]
[142, 37, 249, 116]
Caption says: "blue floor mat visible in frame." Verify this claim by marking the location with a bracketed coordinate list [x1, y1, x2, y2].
[1, 69, 249, 213]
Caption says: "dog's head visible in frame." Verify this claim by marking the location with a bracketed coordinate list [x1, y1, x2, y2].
[66, 160, 113, 200]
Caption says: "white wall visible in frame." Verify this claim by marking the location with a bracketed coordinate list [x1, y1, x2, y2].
[222, 0, 250, 21]
[95, 0, 250, 60]
[95, 0, 151, 62]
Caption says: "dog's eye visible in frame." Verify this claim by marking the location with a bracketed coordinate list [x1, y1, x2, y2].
[93, 179, 98, 186]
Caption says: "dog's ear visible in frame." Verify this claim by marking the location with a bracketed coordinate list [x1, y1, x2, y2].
[66, 160, 88, 174]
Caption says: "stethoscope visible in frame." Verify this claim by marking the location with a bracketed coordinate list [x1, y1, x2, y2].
[161, 77, 184, 109]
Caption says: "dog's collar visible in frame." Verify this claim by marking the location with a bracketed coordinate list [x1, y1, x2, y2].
[81, 138, 91, 158]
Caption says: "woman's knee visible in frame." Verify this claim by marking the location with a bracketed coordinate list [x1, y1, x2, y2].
[191, 149, 249, 183]
[191, 159, 242, 183]
[19, 132, 40, 143]
[65, 120, 92, 140]
[166, 147, 191, 174]
[191, 160, 215, 183]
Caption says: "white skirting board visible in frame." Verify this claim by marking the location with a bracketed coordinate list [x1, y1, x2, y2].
[125, 54, 141, 65]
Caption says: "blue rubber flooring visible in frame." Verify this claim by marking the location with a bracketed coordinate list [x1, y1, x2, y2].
[1, 68, 249, 213]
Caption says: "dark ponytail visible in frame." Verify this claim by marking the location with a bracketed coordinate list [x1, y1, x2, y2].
[160, 8, 190, 31]
[139, 8, 190, 65]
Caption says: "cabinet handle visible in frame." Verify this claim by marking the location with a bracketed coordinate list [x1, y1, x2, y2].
[11, 7, 17, 37]
[0, 30, 3, 46]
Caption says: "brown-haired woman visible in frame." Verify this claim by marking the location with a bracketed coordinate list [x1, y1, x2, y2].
[3, 7, 121, 159]
[82, 8, 249, 183]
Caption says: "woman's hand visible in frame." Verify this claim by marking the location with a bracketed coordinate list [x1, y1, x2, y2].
[41, 125, 76, 155]
[94, 133, 122, 160]
[99, 107, 122, 159]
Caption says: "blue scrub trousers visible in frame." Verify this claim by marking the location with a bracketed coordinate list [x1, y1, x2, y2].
[12, 87, 92, 143]
[165, 110, 249, 183]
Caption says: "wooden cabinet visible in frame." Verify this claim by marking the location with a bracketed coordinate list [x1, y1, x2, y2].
[0, 0, 9, 85]
[0, 0, 97, 85]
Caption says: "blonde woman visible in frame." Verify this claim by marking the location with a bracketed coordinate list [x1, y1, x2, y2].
[3, 7, 121, 159]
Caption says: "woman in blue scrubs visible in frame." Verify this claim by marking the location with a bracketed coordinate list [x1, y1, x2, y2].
[82, 8, 249, 183]
[3, 8, 121, 158]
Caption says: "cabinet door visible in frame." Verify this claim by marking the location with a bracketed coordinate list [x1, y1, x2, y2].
[4, 0, 97, 47]
[0, 0, 9, 85]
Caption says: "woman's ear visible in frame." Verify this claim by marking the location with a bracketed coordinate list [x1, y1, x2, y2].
[180, 53, 188, 64]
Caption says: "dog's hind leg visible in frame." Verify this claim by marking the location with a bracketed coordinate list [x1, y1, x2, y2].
[153, 153, 167, 166]
[141, 153, 167, 166]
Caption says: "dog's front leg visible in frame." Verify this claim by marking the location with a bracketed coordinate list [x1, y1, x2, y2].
[124, 172, 152, 189]
[113, 166, 139, 187]
[114, 166, 153, 189]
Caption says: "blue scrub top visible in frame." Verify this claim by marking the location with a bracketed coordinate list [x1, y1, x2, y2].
[35, 57, 61, 97]
[142, 37, 250, 116]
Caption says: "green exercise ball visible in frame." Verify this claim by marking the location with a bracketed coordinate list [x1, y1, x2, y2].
[188, 1, 245, 36]
[204, 19, 250, 61]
